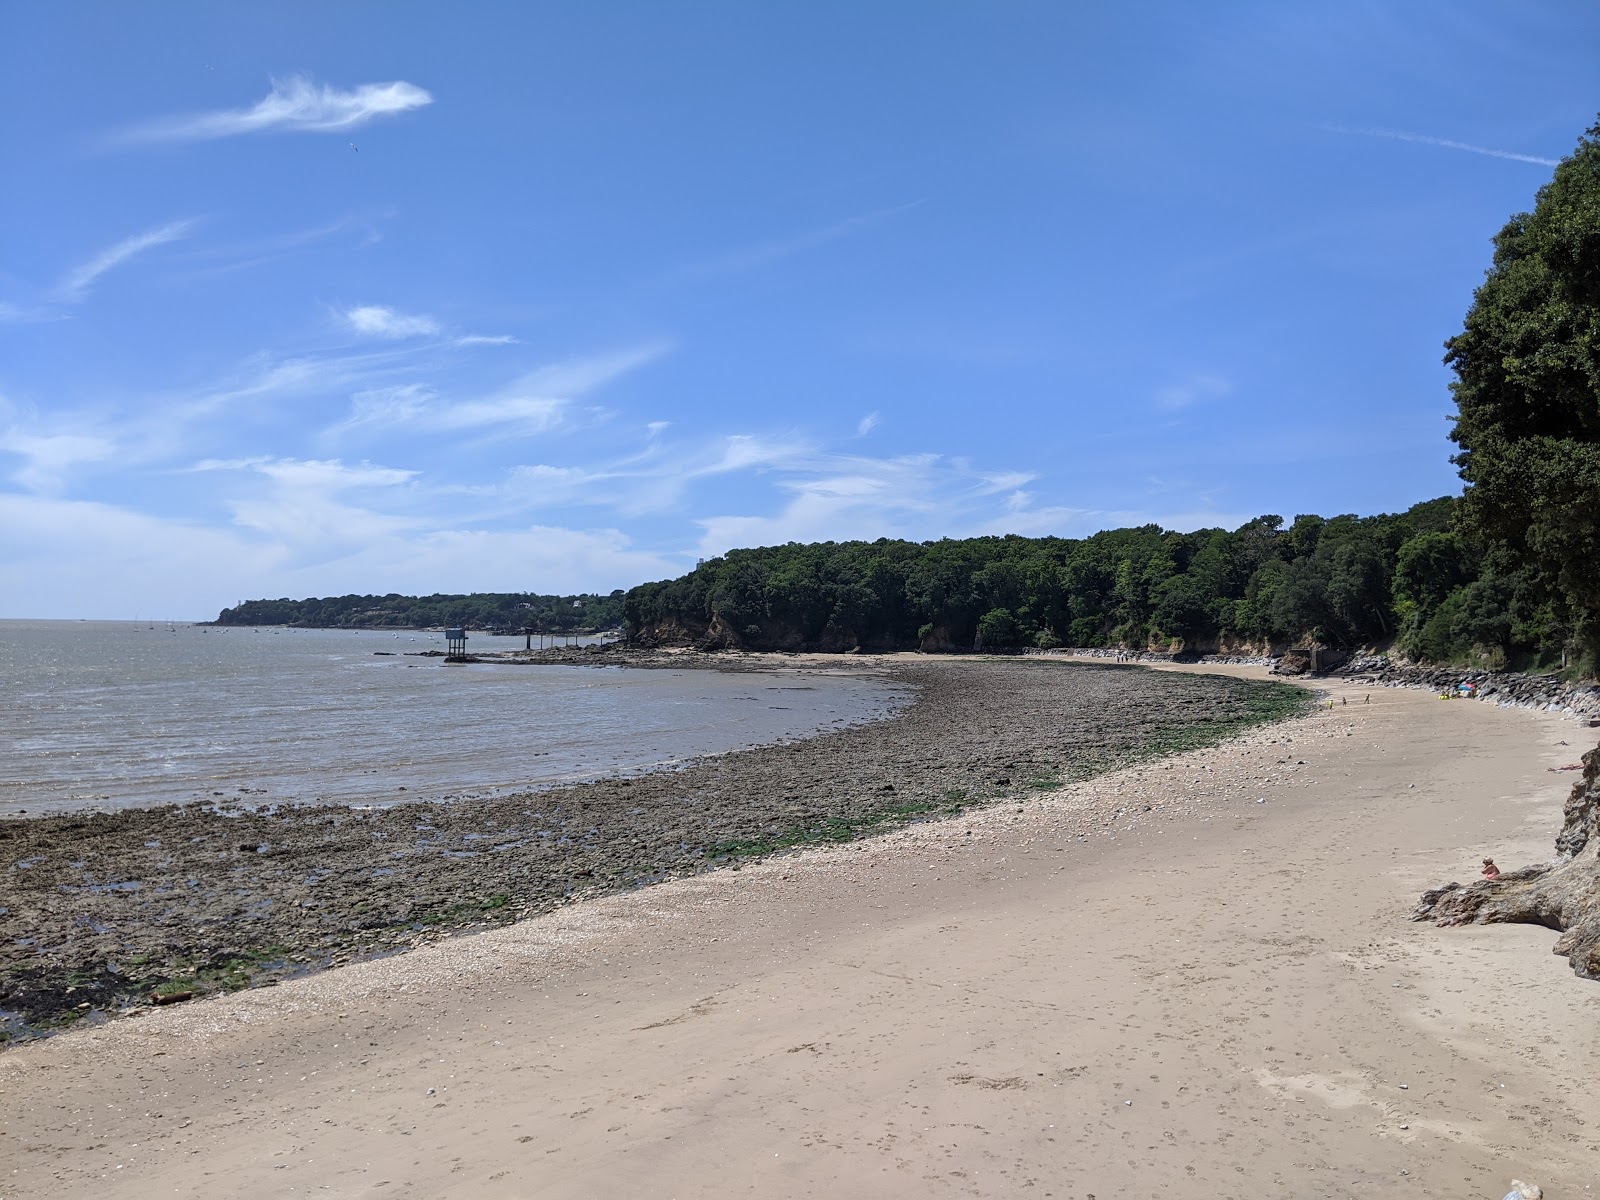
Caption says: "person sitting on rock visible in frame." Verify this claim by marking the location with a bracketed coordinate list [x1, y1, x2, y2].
[1480, 857, 1500, 879]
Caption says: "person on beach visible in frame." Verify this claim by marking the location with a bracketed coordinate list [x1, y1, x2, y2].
[1481, 858, 1500, 879]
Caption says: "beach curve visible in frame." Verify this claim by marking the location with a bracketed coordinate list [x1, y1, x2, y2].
[1, 661, 1596, 1198]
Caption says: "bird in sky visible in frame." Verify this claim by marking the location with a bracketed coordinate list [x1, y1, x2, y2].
[349, 143, 359, 152]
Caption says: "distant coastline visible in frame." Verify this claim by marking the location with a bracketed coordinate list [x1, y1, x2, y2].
[208, 589, 626, 635]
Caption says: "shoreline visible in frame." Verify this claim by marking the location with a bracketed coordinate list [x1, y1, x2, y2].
[0, 655, 1306, 1038]
[2, 662, 1594, 1197]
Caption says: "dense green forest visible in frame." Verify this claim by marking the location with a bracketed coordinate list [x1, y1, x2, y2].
[621, 497, 1570, 667]
[1447, 117, 1600, 671]
[214, 121, 1600, 673]
[211, 591, 626, 633]
[625, 119, 1600, 672]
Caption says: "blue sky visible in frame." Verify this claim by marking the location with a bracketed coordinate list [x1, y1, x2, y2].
[2, 2, 1596, 620]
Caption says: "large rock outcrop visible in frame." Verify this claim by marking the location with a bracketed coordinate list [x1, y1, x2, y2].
[1414, 741, 1600, 980]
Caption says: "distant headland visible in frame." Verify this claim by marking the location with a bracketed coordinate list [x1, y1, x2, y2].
[208, 591, 625, 635]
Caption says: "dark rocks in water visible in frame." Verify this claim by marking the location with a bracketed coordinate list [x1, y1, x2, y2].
[1415, 741, 1600, 981]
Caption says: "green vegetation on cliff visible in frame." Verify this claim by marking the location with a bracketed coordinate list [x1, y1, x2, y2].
[212, 590, 625, 633]
[1448, 117, 1600, 671]
[628, 118, 1600, 670]
[620, 497, 1566, 666]
[216, 121, 1600, 673]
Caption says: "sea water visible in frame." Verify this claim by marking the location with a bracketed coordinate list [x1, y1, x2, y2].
[0, 621, 910, 816]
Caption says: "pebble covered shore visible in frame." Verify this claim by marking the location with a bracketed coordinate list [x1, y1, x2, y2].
[0, 655, 1307, 1038]
[1057, 646, 1600, 723]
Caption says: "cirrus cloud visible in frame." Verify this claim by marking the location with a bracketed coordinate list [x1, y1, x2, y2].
[120, 75, 433, 144]
[329, 341, 674, 438]
[343, 304, 440, 340]
[53, 219, 195, 302]
[1323, 123, 1559, 167]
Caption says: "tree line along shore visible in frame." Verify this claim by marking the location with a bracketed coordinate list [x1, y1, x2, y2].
[214, 491, 1572, 674]
[211, 589, 627, 635]
[215, 120, 1600, 680]
[182, 116, 1600, 998]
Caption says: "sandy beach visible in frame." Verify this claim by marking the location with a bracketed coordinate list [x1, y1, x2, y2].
[2, 661, 1596, 1198]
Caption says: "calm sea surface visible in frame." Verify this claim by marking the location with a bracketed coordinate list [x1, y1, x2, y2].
[0, 621, 910, 816]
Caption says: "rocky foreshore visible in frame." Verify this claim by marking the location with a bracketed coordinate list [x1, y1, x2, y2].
[1047, 646, 1279, 667]
[0, 655, 1307, 1040]
[1053, 646, 1600, 723]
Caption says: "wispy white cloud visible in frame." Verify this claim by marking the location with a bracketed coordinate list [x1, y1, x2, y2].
[340, 306, 523, 347]
[6, 346, 422, 481]
[676, 441, 1246, 554]
[189, 455, 424, 547]
[338, 384, 439, 432]
[485, 431, 1049, 539]
[342, 304, 440, 340]
[0, 302, 67, 324]
[856, 411, 880, 436]
[976, 469, 1035, 494]
[0, 492, 680, 620]
[1324, 124, 1559, 166]
[53, 219, 195, 301]
[121, 75, 433, 144]
[691, 451, 1050, 557]
[0, 493, 293, 619]
[0, 428, 119, 493]
[694, 455, 940, 555]
[173, 213, 390, 279]
[973, 497, 1252, 539]
[1155, 373, 1231, 412]
[977, 501, 1099, 537]
[675, 201, 925, 282]
[192, 455, 418, 490]
[174, 347, 414, 422]
[330, 341, 673, 437]
[490, 431, 810, 519]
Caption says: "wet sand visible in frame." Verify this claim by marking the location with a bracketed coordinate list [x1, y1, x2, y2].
[2, 661, 1597, 1198]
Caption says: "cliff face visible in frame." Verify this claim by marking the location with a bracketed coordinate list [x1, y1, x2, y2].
[629, 616, 715, 647]
[1556, 752, 1599, 859]
[1415, 741, 1600, 980]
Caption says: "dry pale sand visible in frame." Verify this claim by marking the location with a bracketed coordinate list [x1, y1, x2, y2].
[2, 663, 1597, 1199]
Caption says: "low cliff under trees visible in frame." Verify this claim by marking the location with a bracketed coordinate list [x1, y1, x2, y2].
[622, 496, 1569, 664]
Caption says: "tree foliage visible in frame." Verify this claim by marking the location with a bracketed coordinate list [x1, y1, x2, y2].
[1448, 117, 1600, 663]
[622, 498, 1560, 664]
[211, 591, 626, 633]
